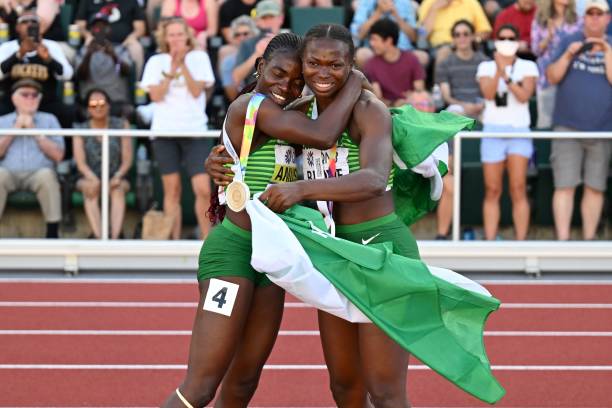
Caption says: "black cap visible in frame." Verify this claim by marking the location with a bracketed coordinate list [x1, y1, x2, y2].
[88, 12, 110, 28]
[11, 78, 42, 93]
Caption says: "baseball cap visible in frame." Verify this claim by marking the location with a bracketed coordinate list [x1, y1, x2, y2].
[11, 78, 42, 93]
[88, 11, 110, 28]
[255, 0, 281, 18]
[584, 0, 610, 12]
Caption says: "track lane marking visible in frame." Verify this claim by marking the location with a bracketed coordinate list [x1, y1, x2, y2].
[2, 301, 612, 309]
[1, 364, 612, 371]
[2, 277, 612, 284]
[1, 330, 611, 336]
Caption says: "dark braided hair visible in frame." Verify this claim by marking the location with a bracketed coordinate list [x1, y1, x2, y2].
[207, 32, 304, 224]
[301, 24, 355, 61]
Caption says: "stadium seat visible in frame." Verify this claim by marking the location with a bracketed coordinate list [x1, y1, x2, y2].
[289, 7, 345, 36]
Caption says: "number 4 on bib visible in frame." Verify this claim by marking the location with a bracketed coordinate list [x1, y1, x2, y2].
[203, 279, 240, 316]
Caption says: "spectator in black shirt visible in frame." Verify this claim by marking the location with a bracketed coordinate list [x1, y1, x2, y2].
[75, 0, 146, 75]
[219, 0, 259, 43]
[0, 11, 75, 127]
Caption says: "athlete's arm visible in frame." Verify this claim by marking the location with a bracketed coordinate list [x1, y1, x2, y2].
[260, 95, 392, 212]
[254, 73, 363, 149]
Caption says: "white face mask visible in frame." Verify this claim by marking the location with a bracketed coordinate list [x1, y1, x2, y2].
[494, 40, 519, 57]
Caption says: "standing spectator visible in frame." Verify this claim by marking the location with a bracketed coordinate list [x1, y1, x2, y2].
[161, 0, 219, 49]
[219, 0, 258, 44]
[218, 15, 258, 101]
[75, 13, 132, 120]
[73, 89, 132, 240]
[141, 17, 215, 239]
[531, 0, 581, 129]
[434, 19, 487, 239]
[350, 0, 428, 67]
[0, 79, 64, 238]
[435, 19, 487, 118]
[477, 24, 538, 240]
[493, 0, 537, 57]
[546, 0, 611, 240]
[232, 0, 283, 86]
[418, 0, 491, 64]
[0, 11, 74, 128]
[75, 0, 146, 76]
[363, 18, 425, 106]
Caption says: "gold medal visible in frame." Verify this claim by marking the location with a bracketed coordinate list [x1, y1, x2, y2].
[225, 180, 250, 212]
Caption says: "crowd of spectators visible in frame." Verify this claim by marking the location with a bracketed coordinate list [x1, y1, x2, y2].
[0, 0, 609, 241]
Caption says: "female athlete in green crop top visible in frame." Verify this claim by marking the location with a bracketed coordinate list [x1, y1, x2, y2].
[209, 25, 418, 407]
[162, 33, 364, 408]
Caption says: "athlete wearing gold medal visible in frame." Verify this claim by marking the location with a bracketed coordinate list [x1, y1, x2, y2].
[162, 33, 364, 408]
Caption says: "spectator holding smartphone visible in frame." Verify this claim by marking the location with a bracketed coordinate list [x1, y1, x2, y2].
[546, 0, 612, 240]
[477, 23, 538, 240]
[0, 11, 74, 127]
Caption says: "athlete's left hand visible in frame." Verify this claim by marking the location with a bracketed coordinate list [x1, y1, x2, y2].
[259, 183, 304, 213]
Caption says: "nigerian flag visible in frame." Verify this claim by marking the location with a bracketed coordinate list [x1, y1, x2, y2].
[391, 105, 475, 226]
[246, 199, 505, 404]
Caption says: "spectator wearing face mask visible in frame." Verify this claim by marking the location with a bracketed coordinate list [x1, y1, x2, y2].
[476, 23, 538, 241]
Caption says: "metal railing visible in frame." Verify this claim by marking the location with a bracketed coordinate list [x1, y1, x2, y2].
[1, 128, 611, 274]
[0, 128, 219, 240]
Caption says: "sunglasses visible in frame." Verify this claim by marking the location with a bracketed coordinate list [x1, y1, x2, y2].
[234, 31, 251, 38]
[88, 100, 107, 108]
[497, 36, 517, 41]
[452, 31, 472, 38]
[18, 91, 40, 99]
[585, 9, 605, 16]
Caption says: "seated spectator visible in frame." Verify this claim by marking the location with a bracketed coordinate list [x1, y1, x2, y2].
[477, 23, 538, 240]
[363, 18, 425, 107]
[435, 19, 487, 118]
[0, 11, 74, 128]
[350, 0, 428, 67]
[232, 0, 284, 86]
[75, 13, 133, 121]
[531, 0, 581, 129]
[493, 0, 537, 58]
[219, 0, 258, 44]
[141, 17, 215, 239]
[73, 89, 132, 240]
[418, 0, 491, 64]
[546, 0, 611, 240]
[218, 15, 258, 101]
[75, 0, 146, 76]
[0, 78, 64, 238]
[161, 0, 219, 50]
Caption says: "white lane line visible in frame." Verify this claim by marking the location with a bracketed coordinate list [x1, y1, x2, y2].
[0, 330, 611, 337]
[2, 301, 612, 309]
[3, 277, 612, 285]
[1, 364, 612, 371]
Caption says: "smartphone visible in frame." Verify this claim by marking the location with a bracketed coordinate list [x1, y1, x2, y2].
[27, 23, 39, 41]
[577, 42, 594, 55]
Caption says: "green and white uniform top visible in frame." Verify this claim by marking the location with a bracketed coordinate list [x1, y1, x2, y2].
[221, 93, 298, 200]
[303, 98, 394, 189]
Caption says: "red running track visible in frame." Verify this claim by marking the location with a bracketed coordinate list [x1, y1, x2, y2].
[1, 280, 612, 407]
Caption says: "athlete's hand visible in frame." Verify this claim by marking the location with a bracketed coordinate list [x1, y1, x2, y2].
[205, 145, 234, 186]
[259, 182, 304, 213]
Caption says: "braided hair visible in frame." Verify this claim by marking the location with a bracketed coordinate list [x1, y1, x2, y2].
[301, 24, 355, 61]
[207, 32, 304, 224]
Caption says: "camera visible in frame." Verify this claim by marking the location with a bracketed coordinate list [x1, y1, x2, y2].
[494, 92, 507, 107]
[576, 42, 594, 55]
[26, 23, 39, 41]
